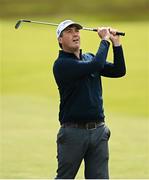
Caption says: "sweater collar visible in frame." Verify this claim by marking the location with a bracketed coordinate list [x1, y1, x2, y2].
[58, 49, 82, 60]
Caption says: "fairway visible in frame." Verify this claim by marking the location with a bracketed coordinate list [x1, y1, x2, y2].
[0, 19, 149, 178]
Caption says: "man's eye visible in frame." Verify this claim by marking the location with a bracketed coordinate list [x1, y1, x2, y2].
[67, 29, 72, 33]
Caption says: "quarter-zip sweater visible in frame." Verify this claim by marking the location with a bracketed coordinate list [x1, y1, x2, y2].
[53, 40, 126, 125]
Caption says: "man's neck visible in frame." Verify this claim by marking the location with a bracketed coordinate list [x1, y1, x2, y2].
[63, 48, 80, 59]
[73, 51, 80, 59]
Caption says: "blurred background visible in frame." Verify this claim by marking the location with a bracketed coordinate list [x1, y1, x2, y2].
[0, 0, 149, 179]
[0, 0, 149, 20]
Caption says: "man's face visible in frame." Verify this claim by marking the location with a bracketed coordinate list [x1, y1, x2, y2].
[58, 25, 80, 51]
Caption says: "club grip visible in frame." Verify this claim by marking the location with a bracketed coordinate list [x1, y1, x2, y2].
[116, 32, 125, 36]
[92, 28, 125, 36]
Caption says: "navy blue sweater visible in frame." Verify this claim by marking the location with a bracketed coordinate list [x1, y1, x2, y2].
[53, 40, 126, 124]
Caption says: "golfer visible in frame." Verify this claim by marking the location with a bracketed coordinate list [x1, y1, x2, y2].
[53, 20, 126, 179]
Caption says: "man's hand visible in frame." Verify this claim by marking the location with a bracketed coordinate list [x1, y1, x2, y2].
[97, 27, 111, 41]
[97, 27, 121, 46]
[109, 28, 121, 47]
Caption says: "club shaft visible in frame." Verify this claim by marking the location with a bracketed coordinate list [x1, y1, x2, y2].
[22, 19, 58, 26]
[15, 19, 125, 36]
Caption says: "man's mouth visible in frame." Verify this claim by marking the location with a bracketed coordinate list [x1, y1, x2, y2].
[73, 39, 79, 43]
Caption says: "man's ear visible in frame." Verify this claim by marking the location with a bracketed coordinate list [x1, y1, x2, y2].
[58, 37, 62, 44]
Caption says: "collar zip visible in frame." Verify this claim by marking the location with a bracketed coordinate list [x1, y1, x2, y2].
[59, 50, 82, 60]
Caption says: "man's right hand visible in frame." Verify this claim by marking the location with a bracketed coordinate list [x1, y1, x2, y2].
[97, 27, 111, 41]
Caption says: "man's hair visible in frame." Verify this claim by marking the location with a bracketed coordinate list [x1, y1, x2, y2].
[58, 33, 63, 49]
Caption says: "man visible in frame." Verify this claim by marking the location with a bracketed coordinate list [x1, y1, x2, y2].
[53, 20, 126, 179]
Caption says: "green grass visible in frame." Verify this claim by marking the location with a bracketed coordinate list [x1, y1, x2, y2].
[0, 19, 149, 178]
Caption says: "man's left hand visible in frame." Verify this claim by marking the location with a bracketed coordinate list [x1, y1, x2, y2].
[109, 28, 121, 47]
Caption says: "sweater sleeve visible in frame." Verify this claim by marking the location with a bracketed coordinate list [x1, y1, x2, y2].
[100, 45, 126, 78]
[53, 40, 110, 81]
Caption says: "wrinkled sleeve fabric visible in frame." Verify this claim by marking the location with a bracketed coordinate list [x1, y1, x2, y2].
[53, 40, 110, 82]
[100, 45, 126, 78]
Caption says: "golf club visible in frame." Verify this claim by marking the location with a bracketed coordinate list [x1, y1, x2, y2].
[15, 19, 125, 36]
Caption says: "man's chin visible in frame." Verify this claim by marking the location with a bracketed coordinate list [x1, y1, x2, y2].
[72, 44, 80, 51]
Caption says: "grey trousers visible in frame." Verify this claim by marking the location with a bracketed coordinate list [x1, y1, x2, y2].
[55, 124, 111, 179]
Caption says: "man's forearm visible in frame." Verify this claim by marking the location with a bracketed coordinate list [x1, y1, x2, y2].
[100, 45, 126, 78]
[94, 40, 110, 69]
[113, 45, 126, 76]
